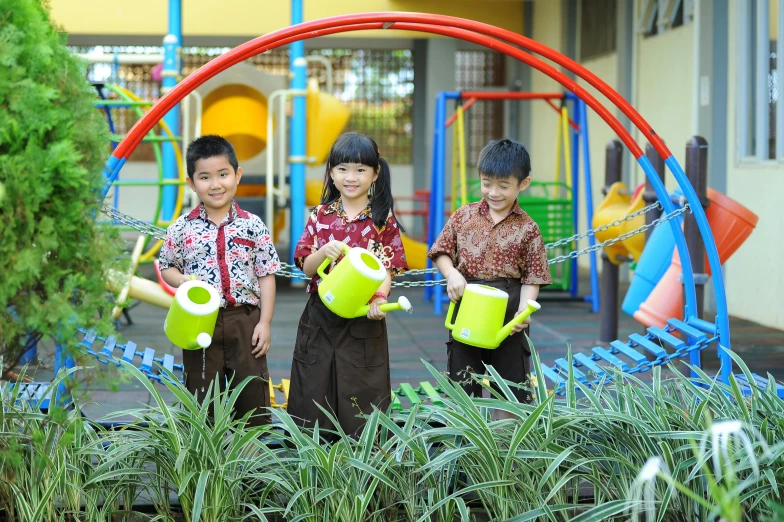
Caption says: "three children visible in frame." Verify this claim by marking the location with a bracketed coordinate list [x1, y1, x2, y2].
[160, 132, 547, 433]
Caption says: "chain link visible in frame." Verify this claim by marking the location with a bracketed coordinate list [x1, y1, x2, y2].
[100, 202, 690, 288]
[545, 201, 662, 249]
[102, 205, 168, 242]
[546, 204, 690, 265]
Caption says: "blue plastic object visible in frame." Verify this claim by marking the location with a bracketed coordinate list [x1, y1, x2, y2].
[621, 190, 683, 316]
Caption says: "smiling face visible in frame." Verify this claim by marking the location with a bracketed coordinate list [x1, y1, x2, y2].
[329, 162, 379, 204]
[479, 174, 531, 216]
[187, 155, 243, 221]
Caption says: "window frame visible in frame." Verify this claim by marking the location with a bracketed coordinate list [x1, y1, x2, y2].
[736, 0, 784, 164]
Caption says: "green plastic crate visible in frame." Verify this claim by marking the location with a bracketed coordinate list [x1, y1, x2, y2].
[458, 180, 574, 291]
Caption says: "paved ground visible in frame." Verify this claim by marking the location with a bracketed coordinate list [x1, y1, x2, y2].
[17, 263, 784, 421]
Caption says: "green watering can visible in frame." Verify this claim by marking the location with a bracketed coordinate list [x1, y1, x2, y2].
[164, 277, 220, 350]
[317, 243, 412, 319]
[445, 284, 541, 349]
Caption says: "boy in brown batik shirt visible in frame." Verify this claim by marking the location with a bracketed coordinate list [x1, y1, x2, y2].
[428, 138, 552, 411]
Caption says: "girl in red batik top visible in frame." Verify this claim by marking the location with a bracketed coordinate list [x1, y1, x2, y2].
[287, 132, 408, 438]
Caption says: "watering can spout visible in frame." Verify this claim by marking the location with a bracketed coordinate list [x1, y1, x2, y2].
[496, 300, 541, 343]
[353, 296, 412, 318]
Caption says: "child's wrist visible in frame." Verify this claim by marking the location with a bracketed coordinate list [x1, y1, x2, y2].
[369, 291, 387, 304]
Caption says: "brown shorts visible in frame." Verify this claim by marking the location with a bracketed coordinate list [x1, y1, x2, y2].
[182, 304, 271, 427]
[287, 293, 391, 438]
[447, 278, 533, 404]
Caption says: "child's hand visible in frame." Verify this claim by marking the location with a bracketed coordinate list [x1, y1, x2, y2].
[251, 320, 272, 357]
[511, 310, 532, 334]
[446, 269, 467, 302]
[321, 240, 346, 260]
[177, 274, 194, 287]
[367, 298, 387, 321]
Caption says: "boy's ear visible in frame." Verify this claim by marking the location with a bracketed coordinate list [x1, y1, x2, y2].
[235, 166, 243, 182]
[519, 177, 532, 191]
[186, 177, 196, 191]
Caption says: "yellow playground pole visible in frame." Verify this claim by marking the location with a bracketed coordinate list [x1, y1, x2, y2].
[451, 109, 459, 212]
[560, 105, 573, 189]
[456, 105, 468, 208]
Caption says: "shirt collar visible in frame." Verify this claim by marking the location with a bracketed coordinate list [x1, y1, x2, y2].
[478, 198, 524, 219]
[322, 197, 372, 222]
[186, 200, 249, 223]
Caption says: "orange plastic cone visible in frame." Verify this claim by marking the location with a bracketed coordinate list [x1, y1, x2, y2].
[634, 188, 758, 328]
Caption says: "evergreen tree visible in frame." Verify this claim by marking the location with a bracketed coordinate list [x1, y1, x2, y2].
[0, 0, 121, 374]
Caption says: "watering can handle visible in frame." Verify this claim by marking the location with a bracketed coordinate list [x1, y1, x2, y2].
[444, 300, 458, 331]
[317, 242, 351, 279]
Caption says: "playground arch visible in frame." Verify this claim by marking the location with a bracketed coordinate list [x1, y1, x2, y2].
[101, 12, 732, 381]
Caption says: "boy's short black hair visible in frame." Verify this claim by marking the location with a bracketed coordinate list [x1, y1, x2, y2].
[477, 138, 531, 183]
[185, 135, 239, 179]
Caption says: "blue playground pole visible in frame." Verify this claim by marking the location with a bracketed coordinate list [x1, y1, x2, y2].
[161, 0, 182, 222]
[431, 92, 449, 314]
[578, 98, 600, 313]
[569, 97, 580, 299]
[18, 335, 37, 366]
[54, 342, 74, 408]
[664, 156, 731, 382]
[289, 0, 307, 267]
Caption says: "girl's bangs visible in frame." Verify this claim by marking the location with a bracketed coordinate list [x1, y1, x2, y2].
[331, 136, 379, 168]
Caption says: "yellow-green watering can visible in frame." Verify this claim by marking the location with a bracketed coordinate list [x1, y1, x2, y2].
[317, 243, 412, 319]
[164, 277, 220, 350]
[445, 284, 541, 349]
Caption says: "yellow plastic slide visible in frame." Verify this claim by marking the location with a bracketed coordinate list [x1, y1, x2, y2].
[401, 233, 428, 270]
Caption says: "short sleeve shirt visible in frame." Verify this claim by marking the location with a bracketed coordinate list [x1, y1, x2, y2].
[293, 198, 408, 293]
[427, 199, 552, 286]
[159, 201, 280, 307]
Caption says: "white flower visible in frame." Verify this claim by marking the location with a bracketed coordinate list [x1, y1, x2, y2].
[699, 420, 765, 480]
[639, 456, 663, 481]
[630, 457, 671, 522]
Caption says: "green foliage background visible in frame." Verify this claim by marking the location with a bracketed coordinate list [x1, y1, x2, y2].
[0, 0, 121, 372]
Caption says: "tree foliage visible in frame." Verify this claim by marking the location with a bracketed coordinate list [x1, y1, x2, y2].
[0, 0, 121, 373]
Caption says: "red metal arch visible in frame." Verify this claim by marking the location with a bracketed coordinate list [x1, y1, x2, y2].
[112, 12, 668, 163]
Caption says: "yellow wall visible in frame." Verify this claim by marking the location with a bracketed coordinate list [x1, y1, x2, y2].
[577, 53, 619, 259]
[49, 0, 523, 38]
[528, 0, 565, 187]
[723, 3, 784, 330]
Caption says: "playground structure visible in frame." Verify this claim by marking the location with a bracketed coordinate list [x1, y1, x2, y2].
[15, 12, 784, 409]
[593, 138, 759, 349]
[424, 91, 599, 313]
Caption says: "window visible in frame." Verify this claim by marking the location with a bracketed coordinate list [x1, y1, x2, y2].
[455, 50, 506, 165]
[737, 0, 782, 161]
[580, 0, 617, 61]
[638, 0, 690, 37]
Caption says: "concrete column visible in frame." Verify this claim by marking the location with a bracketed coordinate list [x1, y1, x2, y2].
[616, 0, 634, 185]
[412, 38, 456, 240]
[693, 0, 729, 314]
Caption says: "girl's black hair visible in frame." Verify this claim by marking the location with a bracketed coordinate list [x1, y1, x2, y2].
[320, 132, 404, 231]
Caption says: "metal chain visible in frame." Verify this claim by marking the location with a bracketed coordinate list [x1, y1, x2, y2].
[545, 201, 662, 249]
[100, 202, 690, 288]
[545, 204, 689, 266]
[102, 204, 168, 242]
